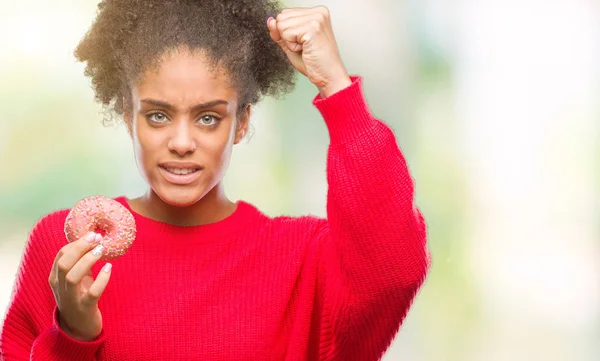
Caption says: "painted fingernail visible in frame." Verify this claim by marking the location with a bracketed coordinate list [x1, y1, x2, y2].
[92, 245, 104, 257]
[102, 263, 112, 273]
[85, 232, 96, 242]
[267, 16, 274, 24]
[94, 233, 102, 243]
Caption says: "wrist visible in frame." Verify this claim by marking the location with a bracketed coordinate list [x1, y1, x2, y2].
[59, 317, 94, 342]
[318, 74, 352, 98]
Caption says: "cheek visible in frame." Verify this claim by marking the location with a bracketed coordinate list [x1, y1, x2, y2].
[133, 123, 162, 168]
[201, 124, 236, 162]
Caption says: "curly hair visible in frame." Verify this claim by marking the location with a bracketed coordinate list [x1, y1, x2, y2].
[74, 0, 296, 125]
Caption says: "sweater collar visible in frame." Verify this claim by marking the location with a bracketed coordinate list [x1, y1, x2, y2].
[113, 196, 261, 241]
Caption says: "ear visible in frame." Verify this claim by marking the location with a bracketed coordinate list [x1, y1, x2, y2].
[233, 104, 251, 144]
[122, 96, 133, 137]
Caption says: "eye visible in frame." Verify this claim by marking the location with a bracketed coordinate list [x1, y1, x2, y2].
[147, 112, 168, 123]
[198, 115, 219, 126]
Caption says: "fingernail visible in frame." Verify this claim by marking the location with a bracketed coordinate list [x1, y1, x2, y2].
[92, 245, 104, 257]
[267, 16, 274, 24]
[102, 263, 112, 273]
[86, 232, 96, 242]
[94, 233, 102, 243]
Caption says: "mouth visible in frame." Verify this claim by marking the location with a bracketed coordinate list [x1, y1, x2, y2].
[158, 166, 203, 185]
[162, 167, 201, 175]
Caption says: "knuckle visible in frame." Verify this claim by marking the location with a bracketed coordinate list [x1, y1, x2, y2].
[318, 13, 328, 24]
[65, 274, 78, 286]
[58, 245, 69, 256]
[282, 30, 293, 41]
[56, 260, 70, 273]
[84, 290, 100, 304]
[88, 289, 100, 299]
[317, 6, 330, 16]
[311, 19, 321, 31]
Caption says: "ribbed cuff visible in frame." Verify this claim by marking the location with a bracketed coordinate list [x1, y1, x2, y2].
[31, 307, 105, 360]
[312, 76, 378, 145]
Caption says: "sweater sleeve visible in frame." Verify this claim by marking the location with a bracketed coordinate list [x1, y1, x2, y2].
[0, 213, 105, 361]
[311, 76, 430, 360]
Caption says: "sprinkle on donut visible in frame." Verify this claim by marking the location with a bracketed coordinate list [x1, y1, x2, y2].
[64, 196, 136, 260]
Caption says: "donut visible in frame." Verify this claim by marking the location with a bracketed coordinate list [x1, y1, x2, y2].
[64, 195, 136, 260]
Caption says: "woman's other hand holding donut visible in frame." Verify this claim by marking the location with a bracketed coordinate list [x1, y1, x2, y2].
[48, 232, 112, 341]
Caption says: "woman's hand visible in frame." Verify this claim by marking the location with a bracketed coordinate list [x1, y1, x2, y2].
[267, 6, 352, 98]
[48, 232, 112, 341]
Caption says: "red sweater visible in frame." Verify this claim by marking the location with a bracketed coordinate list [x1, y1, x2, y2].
[0, 77, 429, 361]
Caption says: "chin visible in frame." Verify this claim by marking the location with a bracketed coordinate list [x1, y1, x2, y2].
[154, 185, 206, 208]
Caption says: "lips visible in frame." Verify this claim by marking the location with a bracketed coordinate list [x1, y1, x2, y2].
[163, 167, 200, 175]
[158, 162, 204, 185]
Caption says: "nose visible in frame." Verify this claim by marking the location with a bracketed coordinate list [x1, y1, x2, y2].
[167, 121, 196, 156]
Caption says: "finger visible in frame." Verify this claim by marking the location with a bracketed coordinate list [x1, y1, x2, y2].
[280, 7, 310, 13]
[275, 13, 313, 34]
[56, 233, 100, 288]
[278, 23, 318, 52]
[275, 14, 323, 52]
[267, 17, 281, 42]
[50, 246, 66, 288]
[51, 232, 96, 286]
[64, 242, 105, 296]
[278, 6, 329, 20]
[278, 7, 319, 18]
[81, 263, 112, 307]
[268, 18, 298, 55]
[275, 10, 306, 23]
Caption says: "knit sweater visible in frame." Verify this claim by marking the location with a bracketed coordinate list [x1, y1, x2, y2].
[0, 77, 429, 361]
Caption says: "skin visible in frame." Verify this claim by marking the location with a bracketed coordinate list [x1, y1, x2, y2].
[49, 6, 352, 341]
[123, 48, 250, 227]
[50, 232, 109, 341]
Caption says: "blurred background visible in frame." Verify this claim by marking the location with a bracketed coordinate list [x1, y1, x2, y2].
[1, 0, 599, 360]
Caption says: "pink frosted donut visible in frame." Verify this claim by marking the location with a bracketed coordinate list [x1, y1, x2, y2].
[64, 195, 136, 260]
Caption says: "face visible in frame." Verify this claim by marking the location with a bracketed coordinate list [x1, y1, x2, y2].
[123, 48, 249, 207]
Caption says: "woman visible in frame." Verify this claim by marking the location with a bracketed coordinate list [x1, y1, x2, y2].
[0, 0, 429, 360]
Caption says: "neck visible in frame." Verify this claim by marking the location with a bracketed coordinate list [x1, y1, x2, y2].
[129, 182, 237, 227]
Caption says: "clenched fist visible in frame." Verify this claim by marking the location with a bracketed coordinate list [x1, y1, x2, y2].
[267, 6, 352, 98]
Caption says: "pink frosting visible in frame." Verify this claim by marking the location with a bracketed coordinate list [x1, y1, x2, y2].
[64, 196, 136, 260]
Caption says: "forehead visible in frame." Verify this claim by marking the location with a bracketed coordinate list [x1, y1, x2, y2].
[132, 48, 236, 105]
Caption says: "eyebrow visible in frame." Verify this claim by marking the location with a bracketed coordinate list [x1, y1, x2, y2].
[140, 98, 229, 111]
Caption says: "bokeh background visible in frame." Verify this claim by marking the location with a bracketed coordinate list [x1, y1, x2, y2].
[1, 0, 599, 360]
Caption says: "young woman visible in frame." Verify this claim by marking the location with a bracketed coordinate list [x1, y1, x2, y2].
[0, 0, 430, 360]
